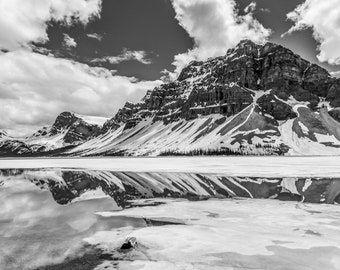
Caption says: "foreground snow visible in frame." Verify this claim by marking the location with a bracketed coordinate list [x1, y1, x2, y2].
[1, 156, 340, 177]
[89, 198, 340, 270]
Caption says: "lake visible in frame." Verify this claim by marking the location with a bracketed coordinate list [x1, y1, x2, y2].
[0, 157, 340, 269]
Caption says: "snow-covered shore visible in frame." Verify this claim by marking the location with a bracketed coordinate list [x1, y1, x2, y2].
[1, 156, 340, 177]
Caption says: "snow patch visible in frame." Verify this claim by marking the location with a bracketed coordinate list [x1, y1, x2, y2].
[72, 188, 109, 203]
[74, 113, 109, 126]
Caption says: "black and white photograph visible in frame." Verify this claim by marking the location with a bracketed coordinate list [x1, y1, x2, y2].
[0, 0, 340, 269]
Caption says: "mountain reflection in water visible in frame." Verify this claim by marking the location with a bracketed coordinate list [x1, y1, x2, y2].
[1, 169, 340, 269]
[1, 169, 340, 206]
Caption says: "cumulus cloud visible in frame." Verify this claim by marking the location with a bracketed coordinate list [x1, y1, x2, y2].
[87, 33, 103, 41]
[168, 0, 271, 76]
[63, 34, 77, 48]
[285, 0, 340, 65]
[0, 0, 163, 136]
[244, 2, 257, 13]
[92, 49, 152, 65]
[0, 51, 161, 136]
[0, 0, 102, 51]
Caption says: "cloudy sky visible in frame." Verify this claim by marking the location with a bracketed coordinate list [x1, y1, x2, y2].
[0, 0, 340, 136]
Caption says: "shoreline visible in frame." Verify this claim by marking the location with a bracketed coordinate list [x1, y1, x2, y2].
[1, 156, 340, 177]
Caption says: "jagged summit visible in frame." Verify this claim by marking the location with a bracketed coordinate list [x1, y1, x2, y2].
[0, 112, 108, 156]
[61, 39, 340, 157]
[2, 40, 340, 156]
[0, 129, 9, 138]
[28, 111, 107, 146]
[100, 39, 339, 133]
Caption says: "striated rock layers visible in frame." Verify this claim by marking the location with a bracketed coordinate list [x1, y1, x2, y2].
[2, 40, 340, 156]
[103, 40, 340, 132]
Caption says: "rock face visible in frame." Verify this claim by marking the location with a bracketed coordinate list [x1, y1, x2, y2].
[31, 112, 102, 145]
[68, 40, 340, 156]
[0, 112, 107, 156]
[0, 130, 8, 139]
[102, 40, 339, 132]
[120, 237, 138, 250]
[2, 40, 340, 156]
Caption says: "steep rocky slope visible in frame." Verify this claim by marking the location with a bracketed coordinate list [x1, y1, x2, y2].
[0, 130, 8, 139]
[2, 40, 340, 156]
[25, 112, 108, 149]
[0, 112, 108, 156]
[68, 40, 340, 156]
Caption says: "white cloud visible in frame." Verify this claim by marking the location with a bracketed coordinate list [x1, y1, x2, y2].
[92, 49, 152, 65]
[169, 0, 271, 76]
[0, 0, 162, 136]
[0, 0, 102, 51]
[244, 2, 257, 13]
[0, 51, 161, 136]
[285, 0, 340, 65]
[331, 71, 340, 78]
[63, 34, 77, 48]
[87, 33, 103, 41]
[260, 8, 270, 13]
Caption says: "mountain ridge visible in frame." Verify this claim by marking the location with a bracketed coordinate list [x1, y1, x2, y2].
[0, 112, 108, 155]
[2, 39, 340, 156]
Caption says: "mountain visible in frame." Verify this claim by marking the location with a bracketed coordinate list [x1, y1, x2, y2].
[0, 130, 40, 156]
[0, 130, 8, 139]
[0, 112, 108, 156]
[25, 112, 108, 150]
[2, 40, 340, 156]
[67, 40, 340, 156]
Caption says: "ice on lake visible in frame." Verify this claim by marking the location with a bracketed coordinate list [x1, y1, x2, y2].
[0, 158, 340, 269]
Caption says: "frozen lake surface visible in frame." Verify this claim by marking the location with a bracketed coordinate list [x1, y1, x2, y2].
[1, 156, 340, 177]
[94, 198, 340, 270]
[0, 158, 340, 269]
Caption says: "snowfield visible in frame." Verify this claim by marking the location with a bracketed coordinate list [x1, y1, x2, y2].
[1, 156, 340, 177]
[1, 160, 340, 269]
[89, 198, 340, 270]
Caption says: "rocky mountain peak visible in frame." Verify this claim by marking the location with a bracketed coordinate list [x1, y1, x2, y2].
[0, 130, 8, 138]
[30, 111, 102, 145]
[101, 40, 340, 134]
[2, 40, 340, 157]
[51, 112, 80, 134]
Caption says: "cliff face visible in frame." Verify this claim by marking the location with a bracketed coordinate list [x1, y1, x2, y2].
[0, 112, 106, 156]
[0, 130, 8, 139]
[31, 112, 101, 145]
[69, 40, 340, 156]
[102, 40, 340, 133]
[2, 40, 340, 156]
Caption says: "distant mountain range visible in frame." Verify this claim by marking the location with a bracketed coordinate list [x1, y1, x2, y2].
[0, 112, 108, 156]
[2, 40, 340, 156]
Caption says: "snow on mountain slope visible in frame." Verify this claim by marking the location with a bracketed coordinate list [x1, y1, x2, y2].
[2, 40, 340, 156]
[24, 128, 68, 151]
[0, 112, 108, 155]
[23, 112, 107, 151]
[0, 130, 9, 139]
[73, 113, 108, 127]
[68, 82, 340, 157]
[277, 106, 340, 155]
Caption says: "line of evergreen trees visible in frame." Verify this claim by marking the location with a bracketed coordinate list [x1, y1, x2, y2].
[159, 148, 242, 156]
[159, 144, 285, 156]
